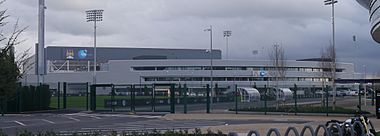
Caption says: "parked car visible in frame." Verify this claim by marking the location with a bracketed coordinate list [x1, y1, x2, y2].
[347, 90, 359, 96]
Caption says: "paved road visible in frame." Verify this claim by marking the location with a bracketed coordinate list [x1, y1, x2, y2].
[0, 112, 312, 135]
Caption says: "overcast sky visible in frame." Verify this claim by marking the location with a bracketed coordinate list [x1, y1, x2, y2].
[3, 0, 380, 74]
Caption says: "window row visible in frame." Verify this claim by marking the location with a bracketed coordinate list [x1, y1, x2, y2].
[133, 66, 343, 72]
[144, 77, 330, 82]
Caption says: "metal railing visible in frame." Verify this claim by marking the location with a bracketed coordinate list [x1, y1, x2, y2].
[227, 120, 372, 136]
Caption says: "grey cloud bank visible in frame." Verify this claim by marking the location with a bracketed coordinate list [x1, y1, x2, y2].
[4, 0, 380, 74]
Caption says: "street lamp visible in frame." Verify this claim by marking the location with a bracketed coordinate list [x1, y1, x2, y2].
[223, 30, 231, 59]
[324, 0, 338, 109]
[204, 25, 213, 111]
[86, 9, 104, 84]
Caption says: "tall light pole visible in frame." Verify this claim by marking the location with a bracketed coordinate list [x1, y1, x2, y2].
[86, 9, 103, 84]
[37, 0, 46, 84]
[223, 30, 231, 59]
[324, 0, 338, 110]
[204, 25, 213, 111]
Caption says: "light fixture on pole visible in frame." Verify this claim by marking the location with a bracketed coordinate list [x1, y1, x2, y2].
[86, 9, 104, 85]
[204, 25, 213, 112]
[324, 0, 338, 109]
[223, 30, 231, 59]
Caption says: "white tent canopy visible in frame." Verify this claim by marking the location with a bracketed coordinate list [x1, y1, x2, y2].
[276, 88, 293, 101]
[238, 87, 261, 102]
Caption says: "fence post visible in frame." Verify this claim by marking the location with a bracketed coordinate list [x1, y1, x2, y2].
[131, 85, 135, 112]
[111, 84, 115, 112]
[372, 82, 375, 106]
[63, 82, 67, 109]
[294, 84, 298, 115]
[152, 84, 156, 112]
[358, 83, 362, 113]
[215, 83, 218, 103]
[170, 84, 175, 114]
[90, 85, 95, 111]
[264, 85, 267, 115]
[57, 82, 61, 110]
[206, 84, 210, 114]
[184, 84, 188, 114]
[85, 82, 89, 111]
[325, 85, 329, 116]
[18, 89, 22, 113]
[235, 84, 238, 114]
[1, 99, 4, 116]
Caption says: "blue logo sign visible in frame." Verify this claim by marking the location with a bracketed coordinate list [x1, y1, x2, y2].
[259, 71, 267, 77]
[78, 49, 87, 59]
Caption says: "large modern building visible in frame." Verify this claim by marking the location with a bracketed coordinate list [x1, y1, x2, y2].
[23, 46, 359, 92]
[356, 0, 380, 43]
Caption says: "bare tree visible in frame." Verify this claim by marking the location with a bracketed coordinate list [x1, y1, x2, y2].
[0, 0, 29, 115]
[268, 44, 286, 110]
[319, 44, 337, 110]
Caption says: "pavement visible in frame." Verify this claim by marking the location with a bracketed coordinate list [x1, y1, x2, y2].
[0, 96, 378, 135]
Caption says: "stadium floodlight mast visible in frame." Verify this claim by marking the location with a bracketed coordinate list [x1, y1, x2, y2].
[324, 0, 337, 109]
[204, 25, 213, 112]
[86, 9, 103, 85]
[223, 30, 231, 59]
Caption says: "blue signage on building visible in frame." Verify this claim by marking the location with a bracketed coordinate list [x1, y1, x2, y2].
[78, 49, 88, 59]
[259, 71, 267, 77]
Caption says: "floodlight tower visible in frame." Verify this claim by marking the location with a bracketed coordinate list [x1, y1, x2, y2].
[86, 9, 103, 84]
[223, 30, 231, 59]
[37, 0, 46, 84]
[324, 0, 338, 110]
[204, 25, 213, 112]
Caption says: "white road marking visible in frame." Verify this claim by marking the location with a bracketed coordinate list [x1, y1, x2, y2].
[41, 119, 55, 124]
[66, 113, 161, 119]
[65, 116, 80, 122]
[89, 116, 101, 119]
[14, 121, 26, 126]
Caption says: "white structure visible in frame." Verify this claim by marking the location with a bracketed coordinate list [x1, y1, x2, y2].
[275, 88, 293, 101]
[23, 47, 360, 92]
[238, 87, 260, 102]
